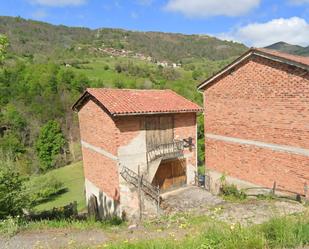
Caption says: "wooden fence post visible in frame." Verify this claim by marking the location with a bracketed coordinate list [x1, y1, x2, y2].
[304, 183, 309, 201]
[272, 181, 277, 196]
[138, 165, 143, 222]
[157, 185, 160, 215]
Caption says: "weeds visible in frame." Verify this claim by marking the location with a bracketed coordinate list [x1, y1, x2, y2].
[0, 216, 125, 237]
[0, 216, 25, 236]
[101, 211, 309, 249]
[220, 183, 247, 202]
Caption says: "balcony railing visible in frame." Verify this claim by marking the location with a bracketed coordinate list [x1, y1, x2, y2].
[147, 140, 184, 164]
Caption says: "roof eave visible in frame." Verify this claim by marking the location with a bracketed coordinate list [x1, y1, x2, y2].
[197, 48, 309, 91]
[72, 91, 90, 112]
[112, 109, 203, 117]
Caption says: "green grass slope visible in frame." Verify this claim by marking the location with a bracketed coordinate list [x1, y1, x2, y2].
[34, 161, 86, 212]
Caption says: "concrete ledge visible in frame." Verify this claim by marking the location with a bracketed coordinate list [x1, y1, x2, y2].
[206, 133, 309, 157]
[207, 169, 262, 195]
[81, 140, 118, 161]
[207, 170, 304, 200]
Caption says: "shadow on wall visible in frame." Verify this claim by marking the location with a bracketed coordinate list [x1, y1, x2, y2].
[88, 188, 120, 220]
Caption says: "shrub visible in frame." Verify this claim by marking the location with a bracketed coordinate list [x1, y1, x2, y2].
[0, 216, 22, 236]
[0, 161, 31, 219]
[114, 79, 125, 89]
[115, 64, 122, 73]
[26, 175, 65, 205]
[220, 183, 247, 200]
[218, 173, 247, 201]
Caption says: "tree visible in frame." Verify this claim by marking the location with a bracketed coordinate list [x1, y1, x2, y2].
[192, 70, 203, 80]
[0, 160, 30, 218]
[0, 133, 25, 159]
[115, 64, 122, 73]
[0, 34, 9, 64]
[35, 121, 66, 171]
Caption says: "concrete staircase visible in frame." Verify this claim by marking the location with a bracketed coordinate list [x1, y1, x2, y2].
[120, 165, 160, 201]
[144, 157, 162, 183]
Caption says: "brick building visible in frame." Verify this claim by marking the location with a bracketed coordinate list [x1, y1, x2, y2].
[198, 48, 309, 195]
[73, 88, 202, 219]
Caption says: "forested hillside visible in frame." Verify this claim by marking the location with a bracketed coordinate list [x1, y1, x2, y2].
[0, 16, 249, 175]
[0, 16, 247, 62]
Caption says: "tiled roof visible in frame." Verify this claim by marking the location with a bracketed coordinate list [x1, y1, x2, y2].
[255, 48, 309, 66]
[198, 48, 309, 90]
[73, 88, 202, 116]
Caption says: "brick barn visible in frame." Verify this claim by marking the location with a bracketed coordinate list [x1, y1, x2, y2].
[73, 88, 202, 219]
[198, 48, 309, 195]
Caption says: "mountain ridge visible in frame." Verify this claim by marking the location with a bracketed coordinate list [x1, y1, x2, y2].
[265, 41, 309, 56]
[0, 16, 247, 62]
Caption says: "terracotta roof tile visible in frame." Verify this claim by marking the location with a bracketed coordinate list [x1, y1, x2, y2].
[74, 88, 202, 115]
[255, 48, 309, 66]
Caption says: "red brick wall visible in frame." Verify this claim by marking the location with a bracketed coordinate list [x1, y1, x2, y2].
[114, 116, 141, 148]
[82, 147, 120, 200]
[78, 99, 118, 155]
[78, 99, 119, 200]
[174, 113, 197, 167]
[78, 98, 198, 198]
[203, 55, 309, 194]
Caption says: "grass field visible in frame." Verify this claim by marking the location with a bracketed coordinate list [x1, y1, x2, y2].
[66, 56, 203, 105]
[34, 161, 86, 212]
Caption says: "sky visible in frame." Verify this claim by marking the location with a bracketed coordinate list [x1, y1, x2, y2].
[1, 0, 309, 47]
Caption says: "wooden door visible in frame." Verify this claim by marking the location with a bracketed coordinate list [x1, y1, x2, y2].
[152, 159, 186, 191]
[146, 115, 173, 149]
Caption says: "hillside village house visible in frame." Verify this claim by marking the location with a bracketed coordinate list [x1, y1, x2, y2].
[73, 89, 202, 219]
[198, 48, 309, 196]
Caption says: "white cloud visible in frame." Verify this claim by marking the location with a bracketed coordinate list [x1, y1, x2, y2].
[289, 0, 309, 4]
[32, 9, 48, 19]
[219, 17, 309, 47]
[165, 0, 260, 17]
[30, 0, 86, 7]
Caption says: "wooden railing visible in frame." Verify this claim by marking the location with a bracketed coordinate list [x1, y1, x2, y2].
[120, 165, 160, 202]
[146, 140, 184, 164]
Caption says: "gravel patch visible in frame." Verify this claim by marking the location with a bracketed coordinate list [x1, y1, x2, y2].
[0, 229, 108, 249]
[161, 186, 305, 226]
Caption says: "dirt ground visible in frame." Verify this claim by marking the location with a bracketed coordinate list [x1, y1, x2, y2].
[161, 186, 305, 225]
[0, 186, 306, 249]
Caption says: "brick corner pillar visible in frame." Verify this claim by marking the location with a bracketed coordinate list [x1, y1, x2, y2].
[304, 182, 309, 201]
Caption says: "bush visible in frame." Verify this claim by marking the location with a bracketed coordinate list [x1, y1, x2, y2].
[0, 216, 23, 236]
[220, 183, 247, 200]
[27, 202, 78, 221]
[219, 174, 247, 200]
[26, 175, 65, 205]
[114, 79, 125, 89]
[0, 161, 31, 219]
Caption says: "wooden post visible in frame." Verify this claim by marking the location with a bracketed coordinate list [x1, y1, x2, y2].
[138, 165, 143, 222]
[73, 201, 78, 217]
[272, 181, 277, 196]
[157, 185, 160, 215]
[304, 183, 309, 201]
